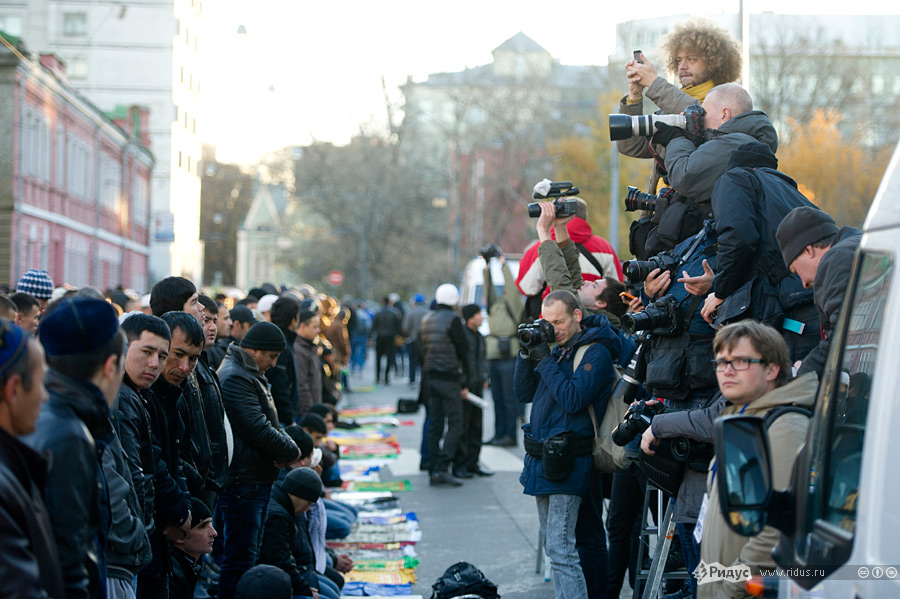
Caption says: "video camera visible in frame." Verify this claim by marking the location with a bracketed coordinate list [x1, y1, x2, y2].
[528, 180, 580, 218]
[608, 104, 705, 141]
[517, 319, 555, 348]
[621, 294, 682, 336]
[622, 251, 680, 284]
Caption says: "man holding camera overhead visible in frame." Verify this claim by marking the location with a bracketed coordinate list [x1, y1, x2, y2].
[515, 290, 623, 599]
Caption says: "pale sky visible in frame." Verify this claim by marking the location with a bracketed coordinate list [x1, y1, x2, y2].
[199, 1, 898, 164]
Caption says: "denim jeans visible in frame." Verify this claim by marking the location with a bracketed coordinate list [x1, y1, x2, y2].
[217, 483, 272, 599]
[677, 522, 700, 598]
[536, 494, 588, 599]
[489, 358, 517, 439]
[349, 335, 368, 371]
[323, 498, 357, 539]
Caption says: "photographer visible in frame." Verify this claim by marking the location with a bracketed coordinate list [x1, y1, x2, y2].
[699, 141, 820, 363]
[535, 201, 629, 327]
[621, 221, 720, 599]
[617, 16, 742, 164]
[515, 290, 623, 599]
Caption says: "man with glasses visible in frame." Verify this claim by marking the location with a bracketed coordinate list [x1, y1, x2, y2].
[640, 321, 817, 599]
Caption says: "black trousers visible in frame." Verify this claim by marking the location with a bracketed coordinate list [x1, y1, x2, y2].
[606, 463, 646, 598]
[374, 336, 395, 381]
[425, 375, 463, 474]
[454, 397, 484, 472]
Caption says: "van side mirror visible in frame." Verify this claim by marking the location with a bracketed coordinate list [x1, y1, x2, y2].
[715, 415, 775, 536]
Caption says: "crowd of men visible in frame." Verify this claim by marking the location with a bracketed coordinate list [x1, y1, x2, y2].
[504, 15, 863, 599]
[0, 271, 365, 599]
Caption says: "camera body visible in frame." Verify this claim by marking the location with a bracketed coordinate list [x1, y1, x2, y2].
[621, 294, 682, 336]
[608, 104, 706, 141]
[611, 399, 665, 446]
[528, 180, 580, 218]
[517, 319, 556, 348]
[623, 251, 680, 284]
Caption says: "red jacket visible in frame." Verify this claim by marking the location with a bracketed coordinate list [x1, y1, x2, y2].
[515, 217, 623, 297]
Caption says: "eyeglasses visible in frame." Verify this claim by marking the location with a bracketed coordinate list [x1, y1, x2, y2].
[711, 358, 765, 372]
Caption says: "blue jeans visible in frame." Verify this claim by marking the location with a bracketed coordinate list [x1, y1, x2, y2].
[350, 335, 368, 371]
[315, 572, 340, 599]
[489, 358, 517, 439]
[536, 494, 588, 599]
[677, 522, 700, 598]
[323, 498, 357, 539]
[217, 483, 272, 599]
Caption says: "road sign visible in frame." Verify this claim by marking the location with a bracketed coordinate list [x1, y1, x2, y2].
[327, 270, 344, 286]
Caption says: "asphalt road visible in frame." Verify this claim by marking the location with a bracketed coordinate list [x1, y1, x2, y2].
[341, 354, 552, 599]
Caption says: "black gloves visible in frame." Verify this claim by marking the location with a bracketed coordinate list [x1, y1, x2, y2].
[651, 122, 686, 147]
[528, 343, 552, 363]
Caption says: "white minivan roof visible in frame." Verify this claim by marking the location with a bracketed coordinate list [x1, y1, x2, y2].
[864, 141, 900, 233]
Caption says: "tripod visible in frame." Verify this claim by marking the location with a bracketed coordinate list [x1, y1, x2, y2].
[631, 485, 690, 599]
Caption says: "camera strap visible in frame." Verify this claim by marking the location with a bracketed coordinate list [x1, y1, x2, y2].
[576, 244, 605, 278]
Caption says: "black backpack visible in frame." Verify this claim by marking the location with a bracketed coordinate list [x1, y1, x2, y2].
[431, 562, 500, 599]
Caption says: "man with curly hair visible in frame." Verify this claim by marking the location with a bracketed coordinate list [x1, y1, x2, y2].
[617, 17, 743, 162]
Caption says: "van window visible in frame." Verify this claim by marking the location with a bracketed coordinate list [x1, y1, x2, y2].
[802, 252, 891, 555]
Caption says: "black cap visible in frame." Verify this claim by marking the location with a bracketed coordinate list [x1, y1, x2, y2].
[230, 305, 258, 325]
[235, 565, 292, 599]
[39, 298, 119, 357]
[240, 321, 286, 352]
[280, 467, 323, 502]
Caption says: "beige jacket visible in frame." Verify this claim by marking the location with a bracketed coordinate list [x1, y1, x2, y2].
[698, 372, 818, 599]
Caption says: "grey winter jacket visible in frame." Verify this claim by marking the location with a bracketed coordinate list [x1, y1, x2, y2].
[649, 394, 726, 523]
[663, 110, 778, 203]
[616, 78, 701, 159]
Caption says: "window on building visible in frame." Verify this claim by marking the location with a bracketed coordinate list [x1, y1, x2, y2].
[132, 173, 149, 226]
[62, 12, 88, 37]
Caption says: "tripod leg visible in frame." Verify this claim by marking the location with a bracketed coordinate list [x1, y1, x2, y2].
[642, 501, 677, 599]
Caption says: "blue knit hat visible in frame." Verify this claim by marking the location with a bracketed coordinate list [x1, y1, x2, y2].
[0, 319, 29, 377]
[39, 298, 119, 357]
[16, 269, 54, 300]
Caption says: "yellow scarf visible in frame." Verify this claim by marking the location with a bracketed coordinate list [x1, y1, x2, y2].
[683, 79, 715, 103]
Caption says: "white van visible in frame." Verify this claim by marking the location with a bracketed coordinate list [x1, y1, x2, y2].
[714, 141, 900, 597]
[459, 254, 520, 335]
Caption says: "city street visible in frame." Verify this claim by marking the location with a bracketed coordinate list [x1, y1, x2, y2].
[341, 353, 550, 599]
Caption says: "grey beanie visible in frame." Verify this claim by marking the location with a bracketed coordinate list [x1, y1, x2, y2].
[240, 321, 286, 351]
[776, 206, 839, 267]
[280, 467, 323, 502]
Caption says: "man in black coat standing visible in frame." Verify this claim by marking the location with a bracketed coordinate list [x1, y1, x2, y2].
[217, 321, 300, 599]
[0, 319, 64, 599]
[24, 298, 126, 599]
[371, 297, 402, 384]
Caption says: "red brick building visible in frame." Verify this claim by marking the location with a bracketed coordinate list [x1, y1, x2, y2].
[0, 44, 154, 292]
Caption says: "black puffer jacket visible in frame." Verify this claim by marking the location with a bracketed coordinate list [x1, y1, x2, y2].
[712, 142, 817, 319]
[0, 427, 65, 599]
[196, 354, 228, 492]
[23, 369, 114, 599]
[258, 484, 317, 596]
[420, 306, 468, 381]
[218, 344, 299, 485]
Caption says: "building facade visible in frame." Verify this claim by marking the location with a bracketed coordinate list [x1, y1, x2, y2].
[0, 47, 153, 291]
[0, 0, 203, 283]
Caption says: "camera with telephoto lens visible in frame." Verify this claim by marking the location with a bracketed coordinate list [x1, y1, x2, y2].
[608, 104, 705, 141]
[517, 319, 556, 348]
[528, 180, 580, 218]
[611, 399, 666, 446]
[623, 186, 677, 213]
[623, 251, 680, 284]
[621, 294, 682, 336]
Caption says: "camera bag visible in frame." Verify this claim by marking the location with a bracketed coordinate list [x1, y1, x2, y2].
[431, 561, 500, 599]
[573, 343, 630, 472]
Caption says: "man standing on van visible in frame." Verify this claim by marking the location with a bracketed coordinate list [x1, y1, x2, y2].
[775, 206, 862, 379]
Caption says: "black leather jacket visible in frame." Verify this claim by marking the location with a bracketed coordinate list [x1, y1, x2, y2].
[0, 427, 65, 599]
[23, 369, 114, 599]
[218, 344, 299, 486]
[167, 544, 201, 599]
[115, 376, 156, 534]
[145, 378, 191, 527]
[178, 374, 212, 498]
[206, 337, 232, 371]
[196, 354, 228, 492]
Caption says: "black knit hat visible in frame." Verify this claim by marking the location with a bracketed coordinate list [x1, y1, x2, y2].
[240, 321, 286, 351]
[776, 206, 839, 267]
[190, 498, 212, 527]
[461, 303, 481, 322]
[280, 467, 323, 502]
[235, 565, 292, 599]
